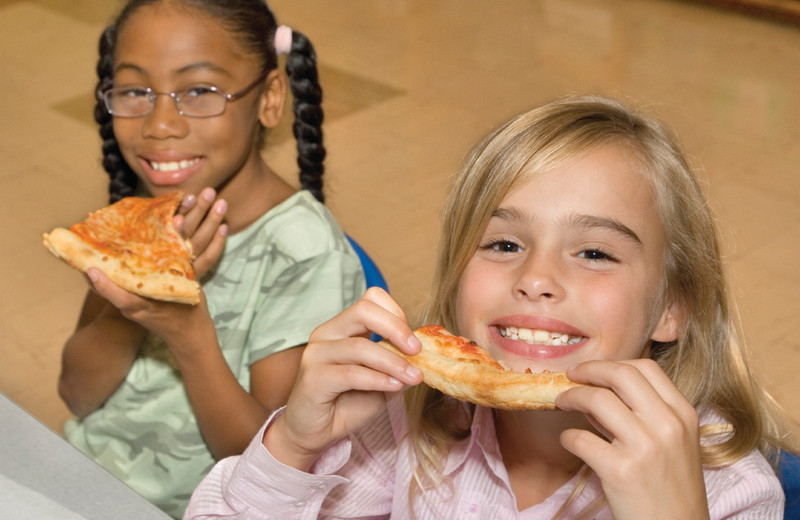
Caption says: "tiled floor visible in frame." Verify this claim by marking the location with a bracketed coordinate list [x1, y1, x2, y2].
[1, 0, 799, 439]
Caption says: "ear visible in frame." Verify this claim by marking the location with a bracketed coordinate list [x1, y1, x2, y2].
[650, 299, 684, 343]
[257, 69, 287, 129]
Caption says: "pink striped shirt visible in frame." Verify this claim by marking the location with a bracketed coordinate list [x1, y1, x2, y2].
[185, 396, 783, 519]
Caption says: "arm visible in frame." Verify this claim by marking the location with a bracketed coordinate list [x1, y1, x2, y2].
[58, 290, 146, 417]
[58, 189, 225, 418]
[185, 288, 420, 518]
[61, 190, 272, 459]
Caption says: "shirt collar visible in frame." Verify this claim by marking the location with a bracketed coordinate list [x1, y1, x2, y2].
[443, 405, 507, 479]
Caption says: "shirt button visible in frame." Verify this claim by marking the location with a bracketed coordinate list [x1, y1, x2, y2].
[313, 482, 326, 489]
[294, 500, 307, 507]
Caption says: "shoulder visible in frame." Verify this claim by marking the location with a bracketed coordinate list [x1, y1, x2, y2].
[700, 410, 784, 518]
[237, 191, 355, 261]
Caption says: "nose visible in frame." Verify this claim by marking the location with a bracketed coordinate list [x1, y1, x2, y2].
[513, 251, 565, 302]
[141, 94, 189, 139]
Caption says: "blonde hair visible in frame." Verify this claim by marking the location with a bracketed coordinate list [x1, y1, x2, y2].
[405, 95, 795, 514]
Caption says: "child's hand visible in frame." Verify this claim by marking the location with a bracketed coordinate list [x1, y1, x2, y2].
[175, 188, 228, 278]
[264, 288, 423, 472]
[556, 359, 710, 520]
[84, 267, 215, 351]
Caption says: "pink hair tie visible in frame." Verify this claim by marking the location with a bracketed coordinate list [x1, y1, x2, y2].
[274, 25, 292, 55]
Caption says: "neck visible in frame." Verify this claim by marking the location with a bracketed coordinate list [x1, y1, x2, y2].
[494, 409, 588, 510]
[218, 156, 296, 234]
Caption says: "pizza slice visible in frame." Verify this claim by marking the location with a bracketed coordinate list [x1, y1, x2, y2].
[42, 191, 200, 304]
[378, 325, 583, 410]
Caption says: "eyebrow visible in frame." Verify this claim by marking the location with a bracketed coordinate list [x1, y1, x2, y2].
[491, 208, 643, 246]
[113, 61, 231, 78]
[571, 214, 642, 246]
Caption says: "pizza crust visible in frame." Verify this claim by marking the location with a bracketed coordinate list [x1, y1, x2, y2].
[378, 325, 583, 410]
[43, 228, 199, 304]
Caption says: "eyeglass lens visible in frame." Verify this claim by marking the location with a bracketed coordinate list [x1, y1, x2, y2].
[105, 88, 228, 117]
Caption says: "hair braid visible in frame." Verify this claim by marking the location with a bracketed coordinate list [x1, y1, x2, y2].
[284, 30, 326, 203]
[95, 25, 138, 204]
[97, 1, 328, 205]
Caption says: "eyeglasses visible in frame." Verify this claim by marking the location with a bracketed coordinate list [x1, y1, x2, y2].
[100, 71, 268, 118]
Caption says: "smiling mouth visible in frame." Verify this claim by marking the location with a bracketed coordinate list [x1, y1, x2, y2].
[498, 326, 585, 346]
[148, 158, 201, 172]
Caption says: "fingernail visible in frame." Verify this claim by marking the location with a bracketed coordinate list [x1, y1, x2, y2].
[388, 377, 402, 388]
[218, 224, 228, 237]
[181, 194, 196, 208]
[215, 200, 227, 214]
[407, 334, 422, 351]
[406, 366, 422, 380]
[87, 269, 99, 283]
[202, 188, 215, 202]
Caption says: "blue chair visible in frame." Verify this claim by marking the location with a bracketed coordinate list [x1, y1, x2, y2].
[779, 451, 800, 518]
[346, 235, 388, 292]
[346, 235, 388, 342]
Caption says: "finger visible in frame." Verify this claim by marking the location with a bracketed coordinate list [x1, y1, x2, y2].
[303, 351, 407, 395]
[190, 199, 227, 255]
[557, 384, 645, 444]
[180, 187, 216, 237]
[560, 427, 618, 472]
[565, 360, 671, 418]
[311, 288, 421, 355]
[620, 359, 697, 420]
[360, 286, 407, 321]
[85, 268, 144, 311]
[559, 361, 698, 449]
[177, 193, 197, 216]
[307, 336, 422, 387]
[568, 359, 696, 427]
[192, 224, 227, 278]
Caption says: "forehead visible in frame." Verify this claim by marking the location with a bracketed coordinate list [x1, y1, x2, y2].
[499, 145, 664, 242]
[114, 4, 255, 75]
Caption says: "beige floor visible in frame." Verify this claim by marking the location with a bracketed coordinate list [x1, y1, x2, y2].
[1, 0, 799, 440]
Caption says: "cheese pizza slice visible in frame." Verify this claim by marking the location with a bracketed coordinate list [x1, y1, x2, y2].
[378, 325, 583, 410]
[43, 191, 200, 304]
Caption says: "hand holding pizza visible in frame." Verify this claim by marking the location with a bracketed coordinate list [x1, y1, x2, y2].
[556, 359, 710, 520]
[173, 187, 228, 279]
[84, 267, 216, 354]
[44, 189, 224, 355]
[264, 288, 424, 472]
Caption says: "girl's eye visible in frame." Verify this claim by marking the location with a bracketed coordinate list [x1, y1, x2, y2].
[118, 87, 149, 98]
[183, 86, 218, 98]
[481, 239, 522, 254]
[577, 248, 618, 262]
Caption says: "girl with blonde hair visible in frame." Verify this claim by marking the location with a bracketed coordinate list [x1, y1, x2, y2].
[185, 95, 792, 519]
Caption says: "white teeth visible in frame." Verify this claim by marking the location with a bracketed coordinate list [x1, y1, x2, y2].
[150, 158, 199, 172]
[498, 326, 583, 346]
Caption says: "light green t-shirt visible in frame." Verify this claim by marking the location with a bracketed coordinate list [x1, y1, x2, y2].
[63, 191, 366, 518]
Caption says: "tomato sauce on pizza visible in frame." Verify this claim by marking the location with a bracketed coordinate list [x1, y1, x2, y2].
[43, 191, 200, 304]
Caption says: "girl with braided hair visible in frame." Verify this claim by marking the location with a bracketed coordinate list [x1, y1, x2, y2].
[58, 1, 365, 517]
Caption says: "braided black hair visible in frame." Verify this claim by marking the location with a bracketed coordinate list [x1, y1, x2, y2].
[95, 0, 326, 204]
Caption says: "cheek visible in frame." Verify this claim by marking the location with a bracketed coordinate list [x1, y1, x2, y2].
[582, 279, 656, 359]
[112, 119, 137, 149]
[454, 259, 498, 332]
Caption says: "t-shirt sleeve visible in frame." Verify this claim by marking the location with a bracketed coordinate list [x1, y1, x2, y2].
[242, 200, 366, 365]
